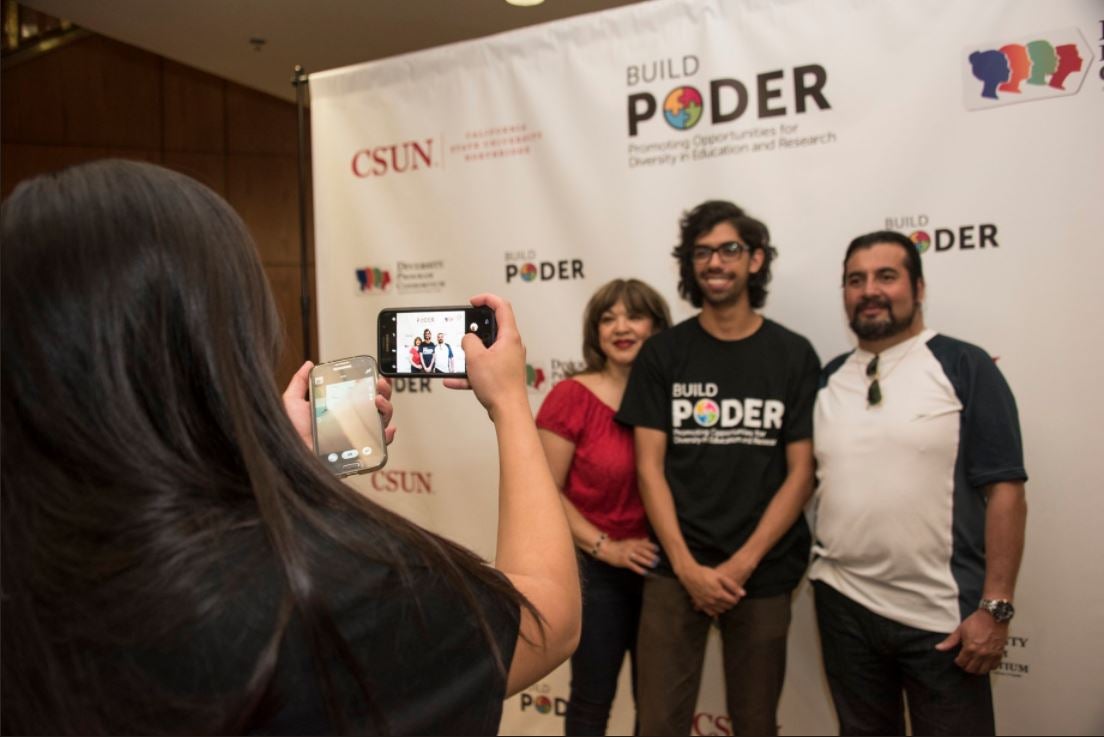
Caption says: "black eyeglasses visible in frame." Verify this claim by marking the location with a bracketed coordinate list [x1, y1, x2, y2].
[866, 354, 882, 407]
[691, 241, 750, 263]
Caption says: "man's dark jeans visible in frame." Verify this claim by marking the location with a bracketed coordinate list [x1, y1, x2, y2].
[813, 581, 995, 736]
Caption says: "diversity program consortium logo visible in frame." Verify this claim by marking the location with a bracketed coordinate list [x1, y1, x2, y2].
[963, 28, 1093, 109]
[356, 266, 391, 293]
[526, 364, 546, 391]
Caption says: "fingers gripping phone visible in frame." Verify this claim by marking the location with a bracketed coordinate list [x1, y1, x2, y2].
[378, 306, 496, 378]
[309, 356, 388, 477]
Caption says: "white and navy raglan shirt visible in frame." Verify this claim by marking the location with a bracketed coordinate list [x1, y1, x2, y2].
[809, 329, 1027, 633]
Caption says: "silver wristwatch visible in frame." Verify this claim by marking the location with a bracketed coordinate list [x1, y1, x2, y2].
[978, 598, 1015, 623]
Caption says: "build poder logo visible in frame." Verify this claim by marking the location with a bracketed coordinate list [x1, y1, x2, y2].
[671, 382, 784, 447]
[883, 215, 1001, 255]
[624, 54, 836, 169]
[504, 250, 586, 285]
[963, 29, 1093, 110]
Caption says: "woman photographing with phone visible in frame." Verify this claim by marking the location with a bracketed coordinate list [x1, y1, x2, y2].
[536, 279, 671, 736]
[1, 160, 579, 735]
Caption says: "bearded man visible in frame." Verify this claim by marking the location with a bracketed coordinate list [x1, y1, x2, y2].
[810, 230, 1028, 736]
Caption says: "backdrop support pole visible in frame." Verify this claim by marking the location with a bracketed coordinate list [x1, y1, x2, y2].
[291, 65, 312, 363]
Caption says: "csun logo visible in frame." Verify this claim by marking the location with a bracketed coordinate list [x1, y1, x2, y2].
[351, 139, 435, 177]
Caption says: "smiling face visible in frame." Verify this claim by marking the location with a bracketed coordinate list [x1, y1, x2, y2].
[596, 299, 656, 369]
[843, 242, 925, 345]
[692, 221, 764, 308]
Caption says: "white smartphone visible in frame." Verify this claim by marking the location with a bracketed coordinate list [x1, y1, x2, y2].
[309, 355, 388, 477]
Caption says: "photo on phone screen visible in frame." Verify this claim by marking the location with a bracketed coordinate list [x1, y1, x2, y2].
[378, 306, 496, 377]
[310, 356, 387, 477]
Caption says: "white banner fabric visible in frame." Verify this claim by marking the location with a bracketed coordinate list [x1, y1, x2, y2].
[309, 1, 1104, 734]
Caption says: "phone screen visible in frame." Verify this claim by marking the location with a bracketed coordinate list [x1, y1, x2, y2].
[310, 357, 387, 476]
[378, 306, 495, 377]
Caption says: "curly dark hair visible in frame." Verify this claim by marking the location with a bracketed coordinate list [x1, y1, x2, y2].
[671, 200, 776, 309]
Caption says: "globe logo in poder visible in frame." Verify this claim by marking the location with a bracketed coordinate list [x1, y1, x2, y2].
[520, 263, 538, 282]
[910, 230, 932, 254]
[693, 399, 720, 427]
[534, 696, 553, 715]
[663, 86, 704, 130]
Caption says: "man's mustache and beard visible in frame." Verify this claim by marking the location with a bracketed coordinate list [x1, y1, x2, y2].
[850, 295, 918, 340]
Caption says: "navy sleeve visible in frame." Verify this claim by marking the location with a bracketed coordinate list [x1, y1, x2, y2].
[819, 350, 852, 390]
[783, 338, 821, 444]
[929, 336, 1028, 488]
[615, 334, 669, 432]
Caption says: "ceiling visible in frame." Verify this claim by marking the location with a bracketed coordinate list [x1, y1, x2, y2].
[22, 0, 645, 102]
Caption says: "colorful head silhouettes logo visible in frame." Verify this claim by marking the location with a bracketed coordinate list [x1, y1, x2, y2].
[663, 86, 704, 130]
[356, 267, 392, 293]
[526, 364, 546, 390]
[965, 30, 1091, 109]
[520, 263, 538, 282]
[693, 399, 720, 427]
[910, 230, 932, 254]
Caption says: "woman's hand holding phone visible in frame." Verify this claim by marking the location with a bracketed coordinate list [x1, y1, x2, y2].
[283, 361, 396, 448]
[444, 294, 527, 419]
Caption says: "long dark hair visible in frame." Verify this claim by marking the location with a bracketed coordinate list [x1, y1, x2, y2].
[0, 160, 534, 735]
[671, 199, 777, 309]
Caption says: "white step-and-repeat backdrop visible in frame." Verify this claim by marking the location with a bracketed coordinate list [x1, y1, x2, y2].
[308, 1, 1103, 733]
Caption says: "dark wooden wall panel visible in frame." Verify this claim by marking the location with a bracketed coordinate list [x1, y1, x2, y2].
[162, 151, 226, 196]
[227, 154, 301, 265]
[266, 264, 318, 386]
[162, 61, 225, 154]
[3, 37, 161, 148]
[2, 33, 315, 383]
[227, 85, 298, 155]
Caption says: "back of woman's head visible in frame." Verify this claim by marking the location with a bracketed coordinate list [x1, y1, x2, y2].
[1, 160, 306, 733]
[2, 160, 531, 735]
[2, 159, 286, 484]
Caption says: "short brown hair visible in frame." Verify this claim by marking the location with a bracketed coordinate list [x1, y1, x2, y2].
[579, 279, 672, 373]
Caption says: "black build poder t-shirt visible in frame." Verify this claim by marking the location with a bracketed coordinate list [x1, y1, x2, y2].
[616, 316, 820, 597]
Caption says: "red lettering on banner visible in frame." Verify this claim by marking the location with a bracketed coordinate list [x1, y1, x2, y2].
[369, 470, 433, 493]
[692, 712, 733, 736]
[351, 140, 435, 177]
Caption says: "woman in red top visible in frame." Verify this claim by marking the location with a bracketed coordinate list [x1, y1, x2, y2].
[536, 278, 671, 736]
[411, 337, 424, 372]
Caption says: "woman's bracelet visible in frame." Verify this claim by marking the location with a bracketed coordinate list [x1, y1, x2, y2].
[590, 533, 608, 558]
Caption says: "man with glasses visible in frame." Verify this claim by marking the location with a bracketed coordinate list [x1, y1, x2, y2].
[617, 200, 820, 735]
[810, 231, 1028, 735]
